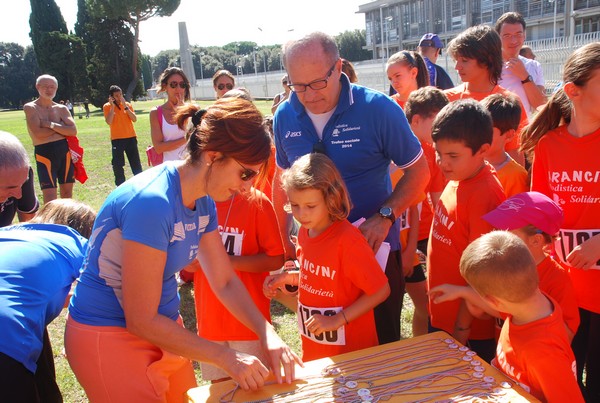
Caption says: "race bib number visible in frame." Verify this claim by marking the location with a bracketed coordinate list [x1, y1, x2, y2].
[221, 231, 243, 256]
[555, 229, 600, 270]
[297, 303, 346, 346]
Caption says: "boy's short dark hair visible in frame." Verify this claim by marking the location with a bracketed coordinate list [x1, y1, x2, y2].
[109, 85, 122, 96]
[447, 25, 503, 85]
[480, 93, 521, 135]
[431, 99, 493, 154]
[460, 231, 538, 302]
[495, 12, 527, 33]
[404, 87, 449, 123]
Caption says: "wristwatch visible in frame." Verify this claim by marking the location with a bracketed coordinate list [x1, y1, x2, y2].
[379, 207, 396, 224]
[521, 75, 533, 84]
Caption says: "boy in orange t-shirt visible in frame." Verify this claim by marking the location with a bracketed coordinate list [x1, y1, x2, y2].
[431, 192, 580, 342]
[444, 25, 528, 166]
[427, 99, 505, 362]
[480, 94, 528, 198]
[459, 231, 583, 402]
[394, 87, 449, 336]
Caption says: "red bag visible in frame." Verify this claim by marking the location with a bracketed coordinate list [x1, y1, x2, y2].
[146, 145, 163, 167]
[146, 105, 164, 167]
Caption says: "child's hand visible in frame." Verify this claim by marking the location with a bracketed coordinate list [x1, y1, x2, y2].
[304, 313, 344, 336]
[263, 273, 286, 299]
[429, 284, 467, 304]
[566, 234, 600, 270]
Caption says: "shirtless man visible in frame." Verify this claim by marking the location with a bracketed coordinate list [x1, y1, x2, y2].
[24, 74, 77, 204]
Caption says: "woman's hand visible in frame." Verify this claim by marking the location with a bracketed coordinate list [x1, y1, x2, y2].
[261, 326, 303, 385]
[222, 350, 270, 391]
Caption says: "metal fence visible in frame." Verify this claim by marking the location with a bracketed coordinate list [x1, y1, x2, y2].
[187, 33, 599, 100]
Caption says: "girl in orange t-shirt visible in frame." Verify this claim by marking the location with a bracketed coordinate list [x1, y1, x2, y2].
[263, 153, 390, 361]
[520, 42, 600, 401]
[386, 50, 430, 110]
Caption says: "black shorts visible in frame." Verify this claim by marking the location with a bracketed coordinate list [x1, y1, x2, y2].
[34, 139, 75, 190]
[405, 263, 427, 283]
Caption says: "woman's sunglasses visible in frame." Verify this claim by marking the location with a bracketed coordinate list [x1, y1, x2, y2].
[218, 83, 234, 91]
[169, 81, 188, 89]
[233, 159, 259, 181]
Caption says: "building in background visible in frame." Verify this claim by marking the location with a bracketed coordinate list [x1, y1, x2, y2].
[358, 0, 599, 59]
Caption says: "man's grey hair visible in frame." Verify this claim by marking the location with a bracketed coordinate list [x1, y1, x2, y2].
[282, 32, 340, 70]
[36, 74, 58, 86]
[0, 131, 30, 171]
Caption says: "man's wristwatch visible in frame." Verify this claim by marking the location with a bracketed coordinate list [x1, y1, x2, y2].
[521, 75, 533, 84]
[379, 206, 396, 224]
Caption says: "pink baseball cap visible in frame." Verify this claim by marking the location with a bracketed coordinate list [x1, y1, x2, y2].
[482, 191, 564, 235]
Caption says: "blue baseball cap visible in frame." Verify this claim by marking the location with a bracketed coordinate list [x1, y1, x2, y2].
[418, 33, 444, 48]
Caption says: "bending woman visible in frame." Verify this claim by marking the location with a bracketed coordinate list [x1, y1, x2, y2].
[65, 97, 301, 402]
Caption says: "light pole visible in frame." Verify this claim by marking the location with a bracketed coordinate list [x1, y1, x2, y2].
[262, 50, 269, 97]
[553, 0, 558, 44]
[253, 48, 258, 76]
[380, 3, 388, 92]
[258, 27, 293, 72]
[199, 51, 204, 99]
[385, 16, 393, 59]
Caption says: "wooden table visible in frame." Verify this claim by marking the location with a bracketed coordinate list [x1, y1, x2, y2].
[187, 331, 538, 402]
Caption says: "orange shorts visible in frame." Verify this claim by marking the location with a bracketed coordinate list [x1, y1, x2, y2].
[65, 315, 197, 402]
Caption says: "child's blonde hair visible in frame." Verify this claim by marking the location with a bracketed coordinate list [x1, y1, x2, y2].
[281, 153, 351, 221]
[29, 199, 96, 239]
[460, 231, 538, 303]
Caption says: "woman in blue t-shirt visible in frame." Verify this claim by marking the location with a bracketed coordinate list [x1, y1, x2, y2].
[65, 97, 301, 402]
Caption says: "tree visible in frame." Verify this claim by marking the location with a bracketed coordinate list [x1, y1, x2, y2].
[152, 49, 179, 81]
[140, 54, 153, 90]
[29, 0, 89, 102]
[336, 30, 371, 62]
[0, 43, 38, 108]
[84, 17, 144, 106]
[86, 0, 180, 100]
[29, 0, 68, 46]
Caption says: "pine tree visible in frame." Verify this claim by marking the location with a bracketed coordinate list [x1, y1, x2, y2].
[86, 0, 180, 100]
[29, 0, 89, 102]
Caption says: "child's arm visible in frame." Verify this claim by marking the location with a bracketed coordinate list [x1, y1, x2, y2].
[453, 300, 474, 344]
[566, 233, 600, 270]
[230, 254, 285, 273]
[429, 284, 499, 318]
[263, 271, 299, 299]
[304, 283, 391, 337]
[401, 205, 420, 277]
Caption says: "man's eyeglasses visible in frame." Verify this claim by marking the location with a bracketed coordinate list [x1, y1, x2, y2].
[234, 159, 260, 182]
[169, 81, 188, 89]
[288, 61, 338, 93]
[217, 83, 234, 91]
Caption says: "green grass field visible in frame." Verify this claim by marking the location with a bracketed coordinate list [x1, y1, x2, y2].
[0, 101, 414, 401]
